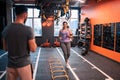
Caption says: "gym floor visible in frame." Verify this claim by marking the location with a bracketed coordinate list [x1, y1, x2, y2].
[0, 47, 120, 80]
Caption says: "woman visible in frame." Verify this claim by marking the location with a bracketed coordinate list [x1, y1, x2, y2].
[59, 21, 73, 68]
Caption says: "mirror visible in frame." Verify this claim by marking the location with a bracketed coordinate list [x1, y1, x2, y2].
[94, 24, 102, 46]
[115, 22, 120, 52]
[102, 23, 115, 50]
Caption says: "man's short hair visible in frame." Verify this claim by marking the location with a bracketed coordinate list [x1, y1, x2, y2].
[15, 5, 28, 16]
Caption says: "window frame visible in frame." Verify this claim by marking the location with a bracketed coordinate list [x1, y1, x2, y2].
[54, 9, 79, 36]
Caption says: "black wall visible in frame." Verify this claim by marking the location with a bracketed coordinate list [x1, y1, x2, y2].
[42, 26, 54, 44]
[0, 1, 6, 49]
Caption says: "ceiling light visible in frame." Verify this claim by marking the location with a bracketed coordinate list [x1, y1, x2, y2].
[79, 0, 86, 3]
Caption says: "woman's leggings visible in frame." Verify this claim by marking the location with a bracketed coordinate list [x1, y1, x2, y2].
[60, 42, 71, 62]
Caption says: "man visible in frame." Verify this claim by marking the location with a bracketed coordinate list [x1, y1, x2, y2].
[2, 5, 37, 80]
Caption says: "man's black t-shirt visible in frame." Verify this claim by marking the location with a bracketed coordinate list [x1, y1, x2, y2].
[2, 23, 34, 68]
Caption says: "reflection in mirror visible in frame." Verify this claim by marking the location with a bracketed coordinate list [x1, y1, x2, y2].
[102, 23, 115, 50]
[94, 24, 102, 46]
[115, 22, 120, 52]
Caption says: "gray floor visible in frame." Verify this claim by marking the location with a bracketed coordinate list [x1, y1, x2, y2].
[0, 47, 120, 80]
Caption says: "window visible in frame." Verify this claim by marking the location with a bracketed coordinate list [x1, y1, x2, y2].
[54, 10, 79, 36]
[25, 18, 32, 28]
[25, 8, 42, 36]
[34, 18, 42, 36]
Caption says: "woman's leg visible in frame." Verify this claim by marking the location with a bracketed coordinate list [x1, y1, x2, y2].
[66, 42, 71, 62]
[60, 42, 67, 62]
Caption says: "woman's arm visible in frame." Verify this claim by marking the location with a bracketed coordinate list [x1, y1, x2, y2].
[68, 29, 73, 38]
[59, 30, 62, 40]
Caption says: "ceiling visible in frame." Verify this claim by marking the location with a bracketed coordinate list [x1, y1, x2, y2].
[10, 0, 89, 19]
[11, 0, 87, 8]
[2, 0, 104, 7]
[2, 0, 103, 20]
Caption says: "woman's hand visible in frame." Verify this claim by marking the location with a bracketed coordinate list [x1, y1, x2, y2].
[59, 37, 62, 40]
[68, 34, 73, 38]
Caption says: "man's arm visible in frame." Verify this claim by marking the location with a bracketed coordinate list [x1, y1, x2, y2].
[2, 38, 7, 51]
[28, 39, 37, 52]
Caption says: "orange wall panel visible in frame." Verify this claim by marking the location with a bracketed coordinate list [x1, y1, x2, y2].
[81, 0, 120, 62]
